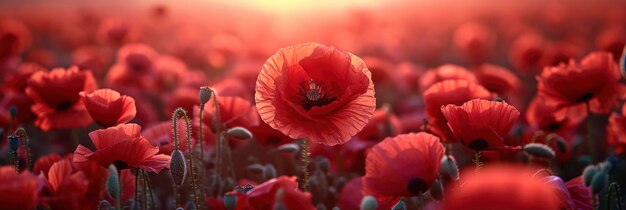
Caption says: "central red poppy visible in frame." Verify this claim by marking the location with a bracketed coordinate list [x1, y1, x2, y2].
[255, 43, 375, 145]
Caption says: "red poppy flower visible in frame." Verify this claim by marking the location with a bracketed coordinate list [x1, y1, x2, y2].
[356, 107, 403, 142]
[97, 19, 138, 46]
[255, 43, 375, 146]
[509, 32, 548, 73]
[0, 166, 41, 209]
[33, 153, 63, 175]
[25, 66, 97, 131]
[241, 176, 315, 210]
[153, 55, 189, 93]
[142, 119, 195, 155]
[418, 64, 477, 93]
[80, 88, 136, 128]
[213, 78, 253, 100]
[71, 45, 112, 74]
[453, 22, 495, 65]
[537, 52, 621, 116]
[596, 26, 625, 60]
[525, 96, 584, 136]
[606, 105, 626, 154]
[422, 80, 493, 142]
[441, 99, 520, 151]
[443, 166, 561, 210]
[362, 132, 445, 208]
[0, 19, 32, 59]
[106, 44, 158, 89]
[472, 64, 521, 97]
[194, 95, 259, 146]
[163, 87, 197, 119]
[249, 120, 293, 147]
[44, 159, 89, 210]
[337, 177, 364, 210]
[73, 123, 170, 173]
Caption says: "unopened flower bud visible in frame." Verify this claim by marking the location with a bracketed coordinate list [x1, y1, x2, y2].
[590, 171, 607, 194]
[392, 200, 407, 210]
[263, 164, 277, 180]
[360, 196, 378, 210]
[227, 127, 253, 140]
[107, 165, 120, 199]
[316, 157, 330, 174]
[440, 156, 459, 181]
[223, 194, 238, 210]
[170, 150, 187, 185]
[246, 163, 265, 174]
[98, 200, 112, 210]
[199, 86, 213, 105]
[8, 135, 20, 151]
[523, 143, 555, 159]
[582, 165, 598, 187]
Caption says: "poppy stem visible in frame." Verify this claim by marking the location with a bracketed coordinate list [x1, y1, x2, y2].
[174, 183, 180, 208]
[607, 182, 623, 210]
[14, 128, 31, 171]
[472, 152, 483, 172]
[171, 108, 201, 210]
[301, 138, 310, 191]
[142, 170, 154, 210]
[199, 103, 205, 162]
[585, 102, 597, 163]
[134, 169, 140, 210]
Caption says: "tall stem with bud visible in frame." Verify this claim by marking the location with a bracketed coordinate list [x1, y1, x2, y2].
[172, 108, 201, 209]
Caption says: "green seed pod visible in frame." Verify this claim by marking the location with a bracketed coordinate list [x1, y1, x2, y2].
[106, 165, 120, 199]
[582, 165, 598, 187]
[170, 149, 187, 186]
[590, 171, 607, 194]
[360, 196, 378, 210]
[523, 143, 555, 159]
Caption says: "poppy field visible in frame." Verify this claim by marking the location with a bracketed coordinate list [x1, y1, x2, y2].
[1, 0, 626, 209]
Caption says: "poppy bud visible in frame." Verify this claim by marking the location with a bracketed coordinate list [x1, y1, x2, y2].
[492, 97, 505, 102]
[176, 208, 184, 210]
[607, 155, 618, 173]
[440, 156, 459, 181]
[170, 150, 187, 186]
[199, 86, 213, 105]
[360, 196, 378, 210]
[523, 143, 555, 159]
[277, 143, 299, 153]
[227, 127, 253, 140]
[8, 106, 17, 118]
[223, 194, 237, 210]
[582, 165, 598, 187]
[246, 163, 264, 174]
[98, 200, 112, 210]
[430, 179, 444, 200]
[316, 203, 327, 210]
[107, 165, 120, 199]
[8, 135, 20, 151]
[392, 200, 407, 210]
[263, 164, 277, 180]
[590, 171, 607, 194]
[598, 161, 612, 173]
[316, 156, 330, 174]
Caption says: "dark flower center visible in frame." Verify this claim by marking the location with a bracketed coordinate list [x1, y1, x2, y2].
[113, 160, 128, 170]
[407, 177, 428, 195]
[576, 93, 594, 103]
[298, 79, 336, 110]
[466, 138, 488, 151]
[56, 100, 74, 111]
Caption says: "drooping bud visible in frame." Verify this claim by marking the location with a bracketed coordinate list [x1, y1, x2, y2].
[277, 143, 299, 153]
[107, 165, 120, 199]
[590, 171, 607, 194]
[392, 200, 407, 210]
[8, 135, 20, 151]
[523, 143, 555, 159]
[98, 200, 113, 210]
[227, 127, 253, 140]
[430, 179, 444, 201]
[440, 156, 459, 181]
[360, 196, 378, 210]
[263, 164, 277, 180]
[199, 86, 213, 105]
[8, 106, 17, 118]
[170, 150, 187, 186]
[223, 194, 238, 210]
[582, 165, 598, 187]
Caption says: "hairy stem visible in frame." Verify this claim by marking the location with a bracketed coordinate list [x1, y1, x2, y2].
[473, 152, 483, 172]
[301, 139, 310, 191]
[608, 182, 623, 210]
[172, 108, 200, 209]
